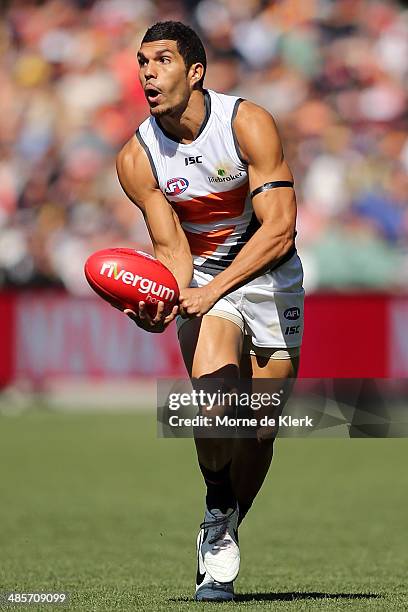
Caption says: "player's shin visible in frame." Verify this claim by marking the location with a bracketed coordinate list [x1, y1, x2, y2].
[197, 454, 236, 514]
[231, 436, 275, 525]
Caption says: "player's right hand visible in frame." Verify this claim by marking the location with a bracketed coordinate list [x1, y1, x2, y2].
[124, 301, 178, 333]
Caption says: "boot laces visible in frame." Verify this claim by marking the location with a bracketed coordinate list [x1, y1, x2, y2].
[200, 512, 234, 545]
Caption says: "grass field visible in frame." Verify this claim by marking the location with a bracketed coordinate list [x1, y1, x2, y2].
[0, 410, 407, 611]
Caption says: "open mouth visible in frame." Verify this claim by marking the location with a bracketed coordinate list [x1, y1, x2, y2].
[145, 87, 162, 104]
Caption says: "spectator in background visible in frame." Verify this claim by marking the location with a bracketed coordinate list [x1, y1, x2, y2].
[0, 0, 407, 293]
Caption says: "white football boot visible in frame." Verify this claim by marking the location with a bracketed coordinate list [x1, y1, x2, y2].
[195, 553, 234, 601]
[195, 506, 239, 601]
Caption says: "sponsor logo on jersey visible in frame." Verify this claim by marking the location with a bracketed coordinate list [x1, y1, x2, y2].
[99, 262, 175, 300]
[208, 171, 244, 184]
[165, 177, 189, 195]
[284, 307, 300, 320]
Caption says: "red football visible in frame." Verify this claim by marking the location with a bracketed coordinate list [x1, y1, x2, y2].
[84, 248, 179, 315]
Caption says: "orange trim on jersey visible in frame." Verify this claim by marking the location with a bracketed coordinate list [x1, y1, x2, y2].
[172, 181, 248, 224]
[185, 227, 234, 257]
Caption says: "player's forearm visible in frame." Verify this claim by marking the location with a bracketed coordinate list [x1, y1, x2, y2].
[208, 224, 294, 299]
[154, 243, 193, 290]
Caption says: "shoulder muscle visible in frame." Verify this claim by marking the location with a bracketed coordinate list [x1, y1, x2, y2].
[233, 101, 292, 181]
[116, 136, 157, 211]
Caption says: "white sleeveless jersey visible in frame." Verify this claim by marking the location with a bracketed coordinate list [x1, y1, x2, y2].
[137, 89, 296, 275]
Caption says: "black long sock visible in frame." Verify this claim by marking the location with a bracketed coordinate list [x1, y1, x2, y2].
[199, 460, 236, 514]
[237, 501, 252, 526]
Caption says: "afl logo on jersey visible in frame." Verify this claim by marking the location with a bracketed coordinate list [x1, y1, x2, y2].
[165, 177, 189, 196]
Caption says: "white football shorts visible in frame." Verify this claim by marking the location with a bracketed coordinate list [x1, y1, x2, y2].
[177, 253, 304, 357]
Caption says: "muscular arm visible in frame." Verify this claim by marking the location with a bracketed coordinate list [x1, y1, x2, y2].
[180, 101, 297, 315]
[116, 136, 193, 290]
[209, 101, 296, 297]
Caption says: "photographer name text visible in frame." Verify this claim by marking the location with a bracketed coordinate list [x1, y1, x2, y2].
[168, 415, 313, 428]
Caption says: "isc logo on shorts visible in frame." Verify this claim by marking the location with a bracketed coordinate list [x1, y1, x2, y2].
[165, 177, 189, 196]
[285, 325, 300, 335]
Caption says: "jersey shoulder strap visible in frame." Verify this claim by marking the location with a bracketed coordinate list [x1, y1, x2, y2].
[135, 117, 160, 184]
[208, 90, 247, 166]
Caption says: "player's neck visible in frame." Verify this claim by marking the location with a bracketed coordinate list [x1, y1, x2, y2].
[158, 89, 207, 144]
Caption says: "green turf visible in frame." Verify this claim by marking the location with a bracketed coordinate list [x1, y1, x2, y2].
[0, 411, 407, 611]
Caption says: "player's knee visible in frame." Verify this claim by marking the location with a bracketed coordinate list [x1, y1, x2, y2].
[192, 372, 240, 421]
[193, 361, 240, 379]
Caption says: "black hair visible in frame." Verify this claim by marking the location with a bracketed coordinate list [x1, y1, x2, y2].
[142, 21, 207, 87]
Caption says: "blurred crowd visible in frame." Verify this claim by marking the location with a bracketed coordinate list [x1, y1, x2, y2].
[0, 0, 407, 293]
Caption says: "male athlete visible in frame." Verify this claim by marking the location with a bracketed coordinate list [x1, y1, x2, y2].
[116, 21, 304, 601]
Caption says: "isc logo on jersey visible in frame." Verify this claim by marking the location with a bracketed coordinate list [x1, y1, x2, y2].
[165, 177, 189, 196]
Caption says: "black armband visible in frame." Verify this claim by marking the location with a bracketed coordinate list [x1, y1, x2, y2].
[250, 181, 294, 199]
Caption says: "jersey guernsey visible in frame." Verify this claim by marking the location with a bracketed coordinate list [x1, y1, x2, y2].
[136, 89, 297, 276]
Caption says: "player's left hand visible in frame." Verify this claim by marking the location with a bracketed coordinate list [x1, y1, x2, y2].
[179, 286, 219, 317]
[124, 301, 178, 333]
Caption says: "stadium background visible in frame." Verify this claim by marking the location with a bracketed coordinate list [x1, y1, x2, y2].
[1, 0, 408, 390]
[0, 1, 407, 610]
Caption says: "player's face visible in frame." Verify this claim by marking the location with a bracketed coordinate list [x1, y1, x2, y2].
[138, 40, 192, 117]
